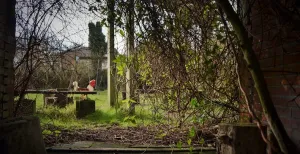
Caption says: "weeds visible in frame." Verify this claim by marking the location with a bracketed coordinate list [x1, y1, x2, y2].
[29, 90, 157, 129]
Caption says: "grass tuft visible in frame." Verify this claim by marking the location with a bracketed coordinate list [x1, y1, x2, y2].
[27, 90, 158, 129]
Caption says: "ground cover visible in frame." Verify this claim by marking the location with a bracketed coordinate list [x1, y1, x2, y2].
[42, 123, 217, 148]
[26, 90, 155, 129]
[24, 90, 216, 149]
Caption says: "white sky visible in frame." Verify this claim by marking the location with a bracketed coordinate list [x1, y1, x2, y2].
[51, 9, 126, 54]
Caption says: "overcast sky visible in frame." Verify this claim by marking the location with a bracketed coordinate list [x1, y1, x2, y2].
[51, 8, 126, 53]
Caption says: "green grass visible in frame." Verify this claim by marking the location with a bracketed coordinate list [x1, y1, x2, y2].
[26, 90, 157, 129]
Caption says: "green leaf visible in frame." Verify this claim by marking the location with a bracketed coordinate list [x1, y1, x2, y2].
[157, 133, 167, 139]
[136, 33, 143, 38]
[123, 116, 129, 121]
[190, 98, 197, 107]
[121, 99, 130, 104]
[42, 130, 52, 135]
[189, 127, 196, 138]
[187, 138, 192, 145]
[123, 115, 136, 124]
[119, 29, 125, 37]
[176, 140, 182, 149]
[189, 146, 193, 153]
[129, 99, 136, 104]
[100, 19, 107, 27]
[199, 138, 205, 145]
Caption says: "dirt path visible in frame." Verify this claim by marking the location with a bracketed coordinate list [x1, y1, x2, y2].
[43, 124, 217, 148]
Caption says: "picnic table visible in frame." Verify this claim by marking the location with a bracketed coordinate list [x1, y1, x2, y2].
[15, 89, 97, 107]
[18, 90, 97, 95]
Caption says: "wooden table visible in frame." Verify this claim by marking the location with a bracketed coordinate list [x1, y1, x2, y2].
[16, 90, 97, 95]
[15, 90, 97, 107]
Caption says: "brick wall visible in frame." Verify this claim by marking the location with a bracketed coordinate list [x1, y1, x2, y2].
[242, 0, 300, 149]
[0, 0, 16, 119]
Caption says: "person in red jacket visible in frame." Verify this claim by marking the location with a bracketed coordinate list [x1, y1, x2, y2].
[87, 79, 96, 91]
[89, 79, 96, 88]
[80, 79, 96, 100]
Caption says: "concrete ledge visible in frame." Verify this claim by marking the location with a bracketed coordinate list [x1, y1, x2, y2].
[0, 116, 46, 154]
[217, 123, 266, 154]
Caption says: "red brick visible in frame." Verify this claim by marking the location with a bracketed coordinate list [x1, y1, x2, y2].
[287, 96, 300, 107]
[272, 97, 289, 106]
[263, 71, 282, 77]
[250, 18, 278, 33]
[292, 108, 300, 119]
[253, 40, 279, 51]
[291, 130, 300, 143]
[293, 98, 300, 107]
[259, 54, 300, 68]
[282, 40, 300, 53]
[271, 96, 300, 107]
[258, 48, 284, 61]
[279, 116, 292, 130]
[291, 118, 300, 129]
[247, 0, 300, 149]
[257, 40, 300, 60]
[286, 129, 293, 137]
[282, 31, 300, 43]
[268, 86, 300, 97]
[253, 28, 281, 44]
[265, 75, 300, 86]
[262, 64, 300, 76]
[275, 106, 291, 117]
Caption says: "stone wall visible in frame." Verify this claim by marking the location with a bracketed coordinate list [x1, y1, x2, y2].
[0, 0, 16, 119]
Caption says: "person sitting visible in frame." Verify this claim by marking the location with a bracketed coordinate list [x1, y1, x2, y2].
[87, 79, 95, 91]
[81, 79, 96, 100]
[87, 84, 94, 91]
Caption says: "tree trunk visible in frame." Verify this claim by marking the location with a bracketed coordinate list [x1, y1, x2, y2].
[0, 0, 16, 119]
[216, 0, 296, 153]
[126, 0, 137, 115]
[107, 0, 116, 107]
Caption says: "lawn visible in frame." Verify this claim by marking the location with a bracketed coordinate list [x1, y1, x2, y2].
[25, 90, 156, 129]
[24, 90, 216, 149]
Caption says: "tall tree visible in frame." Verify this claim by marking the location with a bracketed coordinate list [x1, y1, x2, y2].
[88, 21, 107, 89]
[107, 0, 116, 107]
[88, 22, 107, 56]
